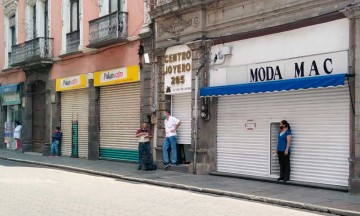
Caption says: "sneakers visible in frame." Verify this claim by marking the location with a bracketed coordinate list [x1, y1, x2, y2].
[170, 163, 177, 167]
[164, 164, 171, 169]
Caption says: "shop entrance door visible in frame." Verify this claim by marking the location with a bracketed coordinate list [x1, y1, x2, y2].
[32, 81, 46, 153]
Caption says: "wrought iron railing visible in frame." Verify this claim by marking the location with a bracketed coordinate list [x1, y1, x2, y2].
[11, 37, 54, 66]
[66, 30, 80, 53]
[88, 11, 128, 47]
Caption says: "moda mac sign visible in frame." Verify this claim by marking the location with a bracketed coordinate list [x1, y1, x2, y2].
[248, 51, 348, 83]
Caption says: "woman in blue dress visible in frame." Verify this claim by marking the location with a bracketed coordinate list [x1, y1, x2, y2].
[276, 120, 292, 182]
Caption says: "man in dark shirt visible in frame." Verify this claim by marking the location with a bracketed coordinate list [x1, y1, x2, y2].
[135, 123, 152, 170]
[50, 126, 62, 157]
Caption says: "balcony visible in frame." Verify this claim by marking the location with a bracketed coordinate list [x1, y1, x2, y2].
[66, 30, 80, 53]
[88, 11, 128, 48]
[11, 37, 54, 67]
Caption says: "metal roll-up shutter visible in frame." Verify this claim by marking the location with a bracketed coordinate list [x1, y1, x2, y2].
[172, 93, 192, 145]
[217, 86, 349, 186]
[61, 89, 89, 158]
[99, 82, 140, 162]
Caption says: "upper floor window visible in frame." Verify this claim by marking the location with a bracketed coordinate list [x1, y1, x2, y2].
[32, 5, 37, 38]
[10, 15, 16, 46]
[109, 0, 120, 13]
[70, 0, 79, 32]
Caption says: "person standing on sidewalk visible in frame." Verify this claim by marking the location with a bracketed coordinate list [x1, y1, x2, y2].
[14, 121, 22, 151]
[50, 127, 62, 157]
[162, 110, 181, 168]
[276, 120, 292, 182]
[136, 123, 152, 170]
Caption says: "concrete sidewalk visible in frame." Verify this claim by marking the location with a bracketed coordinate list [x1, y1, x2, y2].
[0, 149, 359, 216]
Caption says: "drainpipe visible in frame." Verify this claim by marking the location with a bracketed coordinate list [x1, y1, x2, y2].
[193, 62, 205, 174]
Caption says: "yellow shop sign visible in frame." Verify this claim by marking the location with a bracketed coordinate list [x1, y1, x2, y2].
[94, 65, 140, 87]
[56, 74, 88, 91]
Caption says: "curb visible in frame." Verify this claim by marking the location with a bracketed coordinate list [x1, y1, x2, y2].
[1, 156, 359, 216]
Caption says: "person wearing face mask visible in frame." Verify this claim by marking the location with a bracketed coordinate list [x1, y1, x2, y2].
[135, 123, 152, 170]
[275, 120, 292, 182]
[162, 110, 181, 168]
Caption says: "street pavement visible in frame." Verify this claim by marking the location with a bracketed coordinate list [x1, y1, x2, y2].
[0, 160, 326, 216]
[0, 149, 359, 216]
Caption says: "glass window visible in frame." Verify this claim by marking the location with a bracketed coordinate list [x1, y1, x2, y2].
[70, 0, 78, 32]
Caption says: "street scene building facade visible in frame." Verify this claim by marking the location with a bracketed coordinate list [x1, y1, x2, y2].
[149, 0, 360, 193]
[0, 0, 359, 194]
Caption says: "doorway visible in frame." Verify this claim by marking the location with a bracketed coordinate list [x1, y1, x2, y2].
[270, 122, 280, 176]
[32, 81, 46, 153]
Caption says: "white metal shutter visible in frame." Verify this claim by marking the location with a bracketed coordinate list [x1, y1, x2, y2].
[217, 86, 349, 186]
[172, 93, 192, 145]
[99, 82, 140, 155]
[60, 89, 89, 158]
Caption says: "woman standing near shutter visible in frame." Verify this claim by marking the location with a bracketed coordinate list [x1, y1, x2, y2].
[276, 120, 292, 182]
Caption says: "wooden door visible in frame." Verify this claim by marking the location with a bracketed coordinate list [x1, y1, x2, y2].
[32, 81, 46, 153]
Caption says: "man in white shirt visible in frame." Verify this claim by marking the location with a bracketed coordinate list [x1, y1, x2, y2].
[162, 110, 181, 168]
[14, 121, 22, 150]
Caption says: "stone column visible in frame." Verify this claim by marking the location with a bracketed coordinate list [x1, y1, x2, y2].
[343, 3, 360, 193]
[21, 90, 33, 152]
[186, 39, 213, 174]
[88, 79, 100, 160]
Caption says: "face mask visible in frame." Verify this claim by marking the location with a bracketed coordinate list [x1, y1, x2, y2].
[162, 114, 167, 120]
[280, 126, 284, 130]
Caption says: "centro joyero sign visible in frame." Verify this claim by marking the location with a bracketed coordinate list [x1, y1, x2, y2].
[164, 45, 192, 94]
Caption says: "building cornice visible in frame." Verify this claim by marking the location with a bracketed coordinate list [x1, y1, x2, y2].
[2, 0, 17, 17]
[341, 1, 360, 19]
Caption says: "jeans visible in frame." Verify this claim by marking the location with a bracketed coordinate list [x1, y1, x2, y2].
[163, 136, 177, 165]
[278, 151, 291, 180]
[51, 140, 59, 156]
[138, 142, 151, 166]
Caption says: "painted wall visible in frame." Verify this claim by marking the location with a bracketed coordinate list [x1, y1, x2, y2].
[128, 0, 144, 37]
[50, 41, 140, 79]
[51, 0, 63, 56]
[17, 0, 26, 44]
[82, 0, 99, 47]
[0, 3, 4, 70]
[0, 70, 25, 85]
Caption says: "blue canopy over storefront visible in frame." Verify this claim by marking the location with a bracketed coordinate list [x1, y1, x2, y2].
[200, 74, 347, 97]
[0, 83, 20, 95]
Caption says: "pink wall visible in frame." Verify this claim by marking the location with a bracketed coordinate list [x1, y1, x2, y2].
[52, 0, 63, 57]
[17, 0, 26, 44]
[82, 0, 99, 47]
[50, 41, 140, 79]
[0, 4, 4, 70]
[128, 0, 144, 37]
[0, 69, 25, 85]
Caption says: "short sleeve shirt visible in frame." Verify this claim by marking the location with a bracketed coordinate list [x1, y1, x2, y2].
[277, 129, 292, 152]
[164, 116, 180, 137]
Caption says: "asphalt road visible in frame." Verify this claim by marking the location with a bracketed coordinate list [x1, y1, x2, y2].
[0, 160, 326, 216]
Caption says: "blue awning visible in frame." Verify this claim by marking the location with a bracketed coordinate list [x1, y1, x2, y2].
[200, 74, 347, 97]
[0, 83, 20, 95]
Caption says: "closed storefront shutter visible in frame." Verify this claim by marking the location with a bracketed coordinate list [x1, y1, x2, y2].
[217, 87, 349, 186]
[60, 89, 89, 158]
[99, 82, 140, 162]
[172, 93, 192, 145]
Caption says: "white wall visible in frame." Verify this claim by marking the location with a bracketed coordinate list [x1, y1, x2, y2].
[209, 19, 350, 86]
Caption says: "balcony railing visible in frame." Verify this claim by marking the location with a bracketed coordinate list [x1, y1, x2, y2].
[11, 37, 54, 66]
[88, 11, 128, 48]
[66, 30, 80, 53]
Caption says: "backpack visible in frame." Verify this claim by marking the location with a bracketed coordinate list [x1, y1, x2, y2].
[145, 162, 157, 171]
